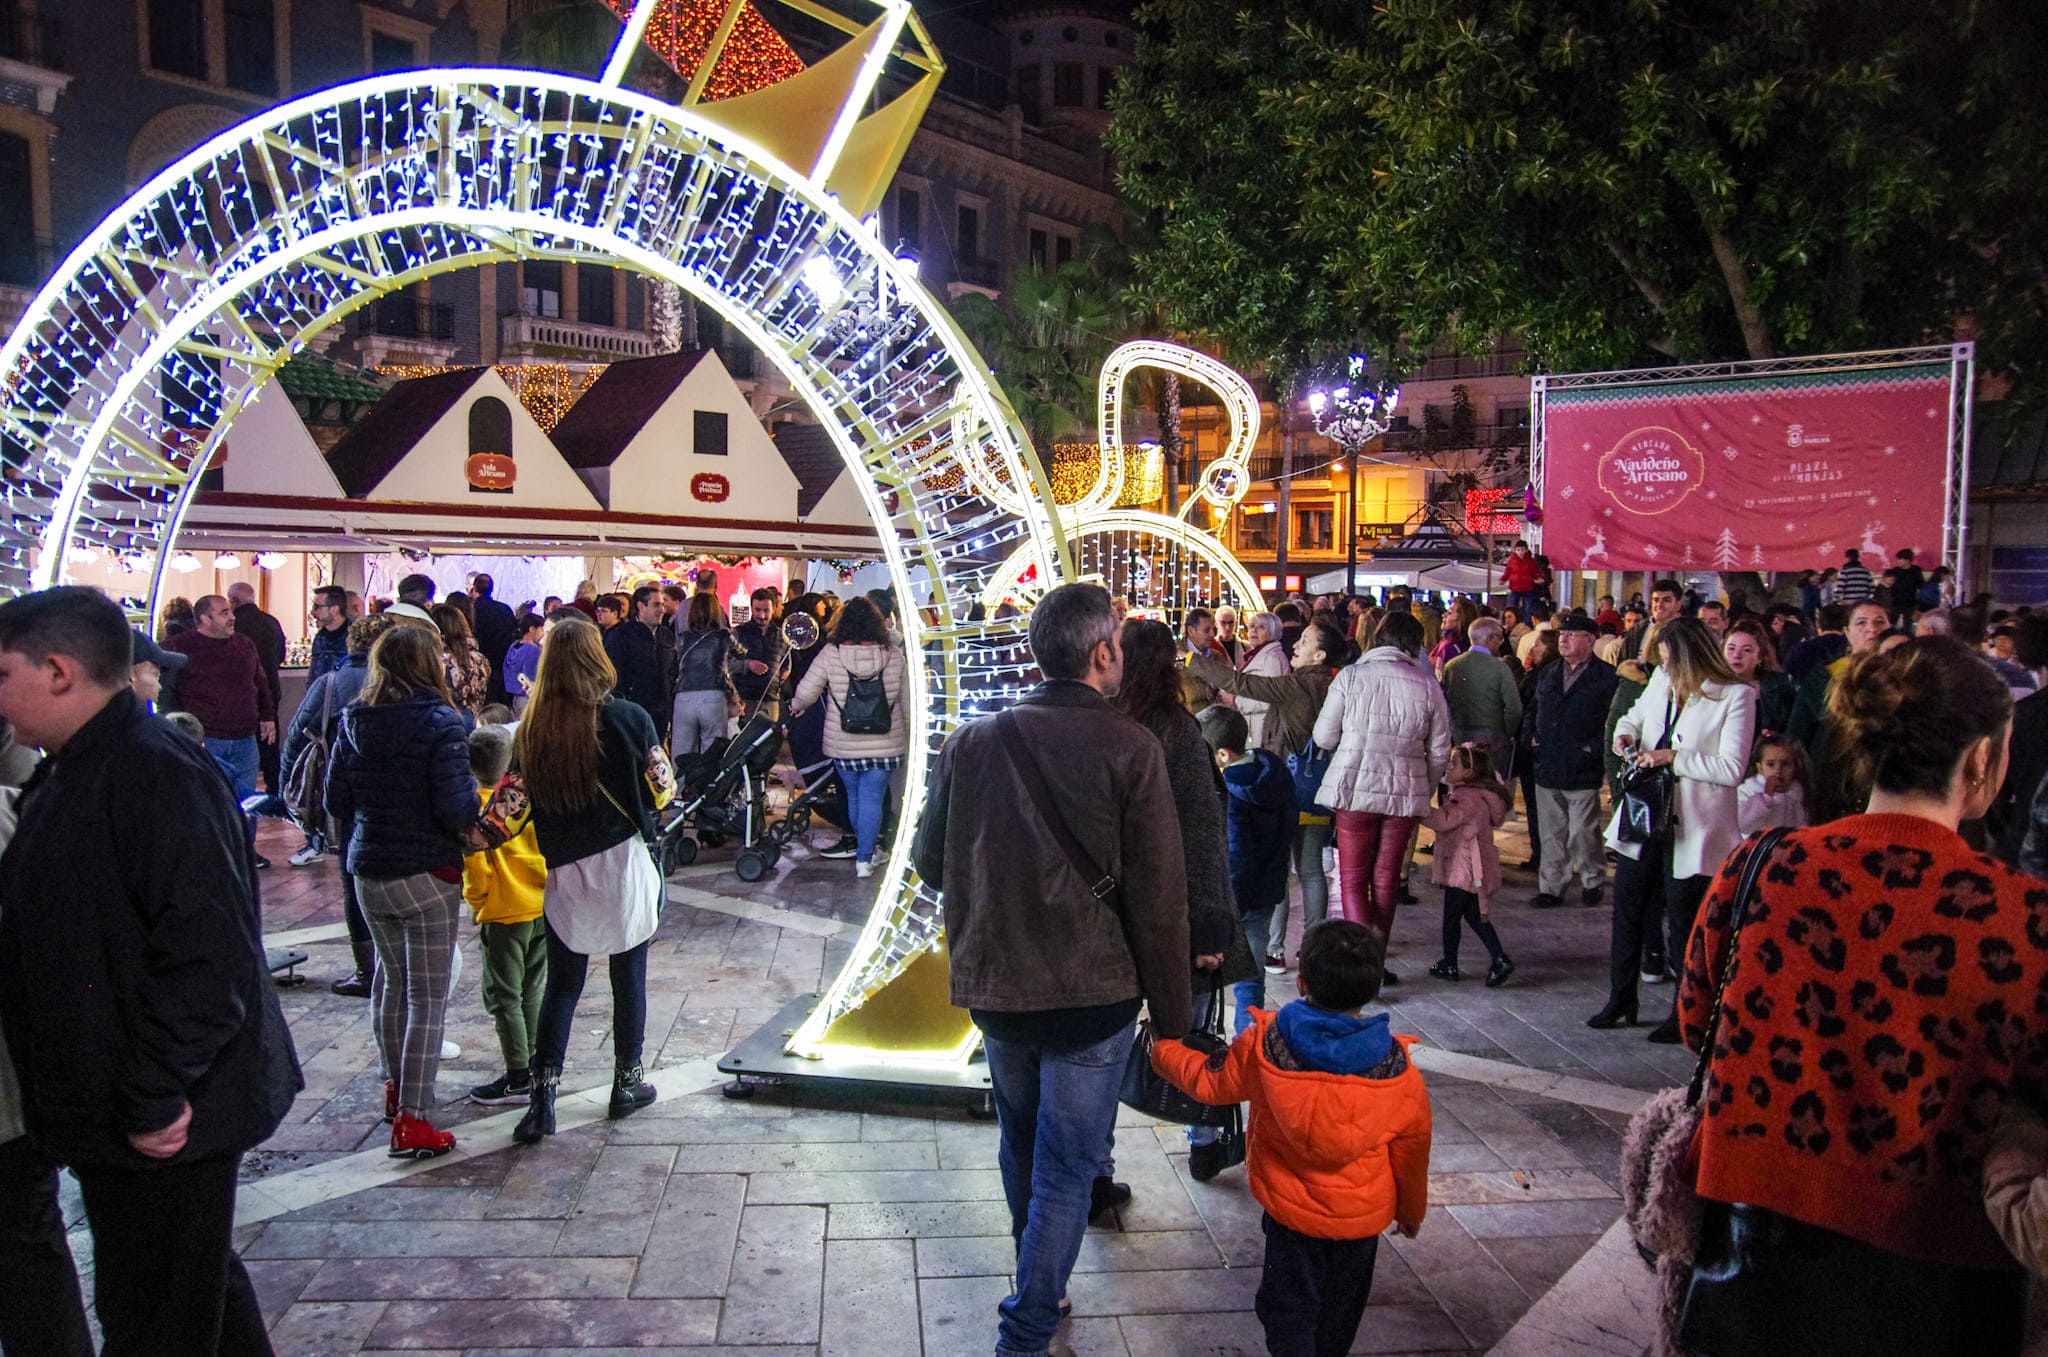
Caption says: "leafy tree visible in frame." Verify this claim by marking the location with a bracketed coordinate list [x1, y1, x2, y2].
[1110, 0, 2048, 421]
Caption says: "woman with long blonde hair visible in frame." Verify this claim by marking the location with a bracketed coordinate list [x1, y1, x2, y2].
[481, 616, 675, 1143]
[324, 623, 478, 1159]
[1590, 617, 1755, 1040]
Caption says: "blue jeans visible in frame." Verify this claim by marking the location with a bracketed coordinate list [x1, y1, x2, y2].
[1274, 820, 1331, 959]
[1235, 904, 1276, 1035]
[837, 763, 892, 865]
[205, 735, 258, 796]
[983, 1023, 1135, 1357]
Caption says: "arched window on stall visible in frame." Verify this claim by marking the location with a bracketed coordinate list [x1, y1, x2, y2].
[467, 397, 515, 495]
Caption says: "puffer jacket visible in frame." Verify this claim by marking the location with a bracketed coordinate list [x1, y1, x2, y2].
[1152, 1005, 1430, 1239]
[1222, 748, 1296, 911]
[794, 641, 909, 761]
[280, 653, 369, 779]
[1311, 647, 1452, 817]
[325, 695, 479, 879]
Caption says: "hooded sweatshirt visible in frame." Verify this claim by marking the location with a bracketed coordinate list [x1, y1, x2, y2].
[1152, 1001, 1431, 1239]
[1222, 748, 1297, 912]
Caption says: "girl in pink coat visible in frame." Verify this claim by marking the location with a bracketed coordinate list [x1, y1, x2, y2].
[1423, 744, 1515, 986]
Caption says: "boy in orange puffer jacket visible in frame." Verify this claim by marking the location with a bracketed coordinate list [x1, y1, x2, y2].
[1152, 918, 1431, 1357]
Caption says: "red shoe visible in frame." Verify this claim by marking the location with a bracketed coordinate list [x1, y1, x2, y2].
[388, 1112, 455, 1160]
[383, 1079, 398, 1124]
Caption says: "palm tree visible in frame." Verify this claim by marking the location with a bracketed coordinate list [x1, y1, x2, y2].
[951, 257, 1125, 454]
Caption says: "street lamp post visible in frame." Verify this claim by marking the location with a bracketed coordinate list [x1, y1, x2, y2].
[1308, 356, 1400, 597]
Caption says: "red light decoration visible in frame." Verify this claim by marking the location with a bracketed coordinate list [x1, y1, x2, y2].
[601, 0, 806, 101]
[1465, 487, 1520, 534]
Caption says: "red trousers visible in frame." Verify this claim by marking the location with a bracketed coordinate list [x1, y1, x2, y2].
[1334, 809, 1418, 936]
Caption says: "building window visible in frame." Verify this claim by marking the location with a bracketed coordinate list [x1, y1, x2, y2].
[1029, 228, 1047, 268]
[894, 186, 921, 253]
[1055, 234, 1074, 266]
[148, 0, 209, 79]
[469, 397, 513, 494]
[222, 0, 276, 94]
[0, 132, 35, 286]
[956, 204, 980, 264]
[1238, 509, 1277, 553]
[694, 410, 729, 457]
[1498, 403, 1531, 427]
[1052, 62, 1083, 108]
[1096, 66, 1114, 109]
[1062, 26, 1079, 41]
[578, 263, 615, 326]
[369, 30, 418, 70]
[1294, 506, 1334, 551]
[522, 259, 561, 317]
[1104, 30, 1118, 48]
[1015, 66, 1040, 123]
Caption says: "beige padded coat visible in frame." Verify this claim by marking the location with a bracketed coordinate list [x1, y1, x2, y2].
[793, 641, 910, 762]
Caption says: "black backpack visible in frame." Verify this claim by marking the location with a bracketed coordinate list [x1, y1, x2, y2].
[837, 665, 892, 735]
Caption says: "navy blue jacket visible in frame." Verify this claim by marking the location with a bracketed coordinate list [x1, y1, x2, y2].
[1530, 655, 1619, 791]
[1222, 748, 1297, 912]
[604, 620, 669, 734]
[0, 690, 302, 1168]
[325, 695, 479, 879]
[308, 623, 349, 681]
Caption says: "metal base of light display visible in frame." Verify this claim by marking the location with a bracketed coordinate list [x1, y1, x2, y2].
[718, 994, 994, 1112]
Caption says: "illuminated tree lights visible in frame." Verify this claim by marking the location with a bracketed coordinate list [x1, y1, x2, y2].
[600, 0, 805, 100]
[373, 363, 606, 432]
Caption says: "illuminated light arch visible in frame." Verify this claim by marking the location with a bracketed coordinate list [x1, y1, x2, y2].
[985, 340, 1266, 622]
[0, 0, 1069, 1070]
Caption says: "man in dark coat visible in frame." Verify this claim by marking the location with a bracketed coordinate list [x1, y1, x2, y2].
[468, 572, 519, 703]
[604, 585, 671, 739]
[1528, 615, 1618, 909]
[227, 581, 287, 795]
[0, 587, 302, 1356]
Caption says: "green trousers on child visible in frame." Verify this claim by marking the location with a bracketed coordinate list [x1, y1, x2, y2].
[479, 919, 548, 1072]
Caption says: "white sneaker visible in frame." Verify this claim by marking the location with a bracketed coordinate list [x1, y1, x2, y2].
[289, 843, 325, 866]
[855, 861, 874, 879]
[440, 1039, 462, 1059]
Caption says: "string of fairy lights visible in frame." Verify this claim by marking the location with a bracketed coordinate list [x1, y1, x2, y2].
[372, 362, 606, 431]
[599, 0, 805, 99]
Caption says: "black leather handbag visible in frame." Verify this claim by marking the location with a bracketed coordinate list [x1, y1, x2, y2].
[1118, 986, 1237, 1128]
[1616, 697, 1678, 846]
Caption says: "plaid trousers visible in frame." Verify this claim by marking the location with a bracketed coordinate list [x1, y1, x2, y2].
[358, 871, 462, 1118]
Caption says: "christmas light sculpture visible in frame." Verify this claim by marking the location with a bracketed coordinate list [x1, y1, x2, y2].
[0, 0, 1066, 1077]
[983, 340, 1267, 623]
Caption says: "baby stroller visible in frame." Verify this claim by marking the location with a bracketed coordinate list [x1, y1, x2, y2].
[661, 711, 787, 882]
[658, 609, 821, 883]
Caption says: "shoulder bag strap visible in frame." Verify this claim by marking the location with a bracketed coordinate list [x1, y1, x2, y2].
[317, 668, 336, 735]
[996, 709, 1118, 912]
[1686, 824, 1793, 1107]
[1655, 693, 1678, 751]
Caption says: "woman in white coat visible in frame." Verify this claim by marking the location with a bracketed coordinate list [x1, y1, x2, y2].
[1587, 617, 1756, 1040]
[1312, 610, 1451, 983]
[1232, 612, 1291, 750]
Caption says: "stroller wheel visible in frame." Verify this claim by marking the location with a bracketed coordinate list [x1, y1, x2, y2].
[665, 836, 698, 871]
[788, 807, 813, 837]
[734, 850, 770, 884]
[766, 819, 793, 846]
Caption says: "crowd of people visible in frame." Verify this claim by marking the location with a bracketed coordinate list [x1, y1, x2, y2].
[12, 544, 2048, 1354]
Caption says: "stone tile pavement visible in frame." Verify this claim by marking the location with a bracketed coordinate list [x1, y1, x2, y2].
[56, 807, 1670, 1355]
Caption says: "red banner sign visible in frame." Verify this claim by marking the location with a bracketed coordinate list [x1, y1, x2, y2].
[690, 472, 731, 503]
[1540, 361, 1954, 572]
[465, 453, 516, 490]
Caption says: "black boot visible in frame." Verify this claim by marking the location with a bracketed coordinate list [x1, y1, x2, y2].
[1586, 994, 1640, 1029]
[608, 1062, 656, 1119]
[330, 938, 375, 997]
[514, 1062, 560, 1144]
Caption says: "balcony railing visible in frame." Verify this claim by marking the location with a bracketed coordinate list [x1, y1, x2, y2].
[1410, 349, 1528, 382]
[1383, 422, 1531, 453]
[499, 309, 654, 359]
[354, 298, 454, 341]
[0, 8, 62, 69]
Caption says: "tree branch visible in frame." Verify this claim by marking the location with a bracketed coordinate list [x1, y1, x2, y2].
[1698, 209, 1775, 360]
[1603, 238, 1681, 356]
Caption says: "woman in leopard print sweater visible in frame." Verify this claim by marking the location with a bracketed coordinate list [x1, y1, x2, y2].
[1675, 637, 2041, 1354]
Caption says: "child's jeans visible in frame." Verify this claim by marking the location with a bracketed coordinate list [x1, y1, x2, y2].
[1257, 1212, 1380, 1357]
[478, 918, 548, 1073]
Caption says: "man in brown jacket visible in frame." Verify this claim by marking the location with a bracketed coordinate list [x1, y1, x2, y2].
[915, 582, 1191, 1357]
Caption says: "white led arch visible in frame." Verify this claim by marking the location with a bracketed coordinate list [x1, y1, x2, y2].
[0, 32, 1070, 1063]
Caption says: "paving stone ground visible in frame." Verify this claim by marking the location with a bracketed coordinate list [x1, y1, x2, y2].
[60, 801, 1675, 1355]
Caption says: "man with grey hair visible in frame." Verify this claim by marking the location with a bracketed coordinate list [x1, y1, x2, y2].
[1443, 616, 1522, 775]
[915, 582, 1192, 1357]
